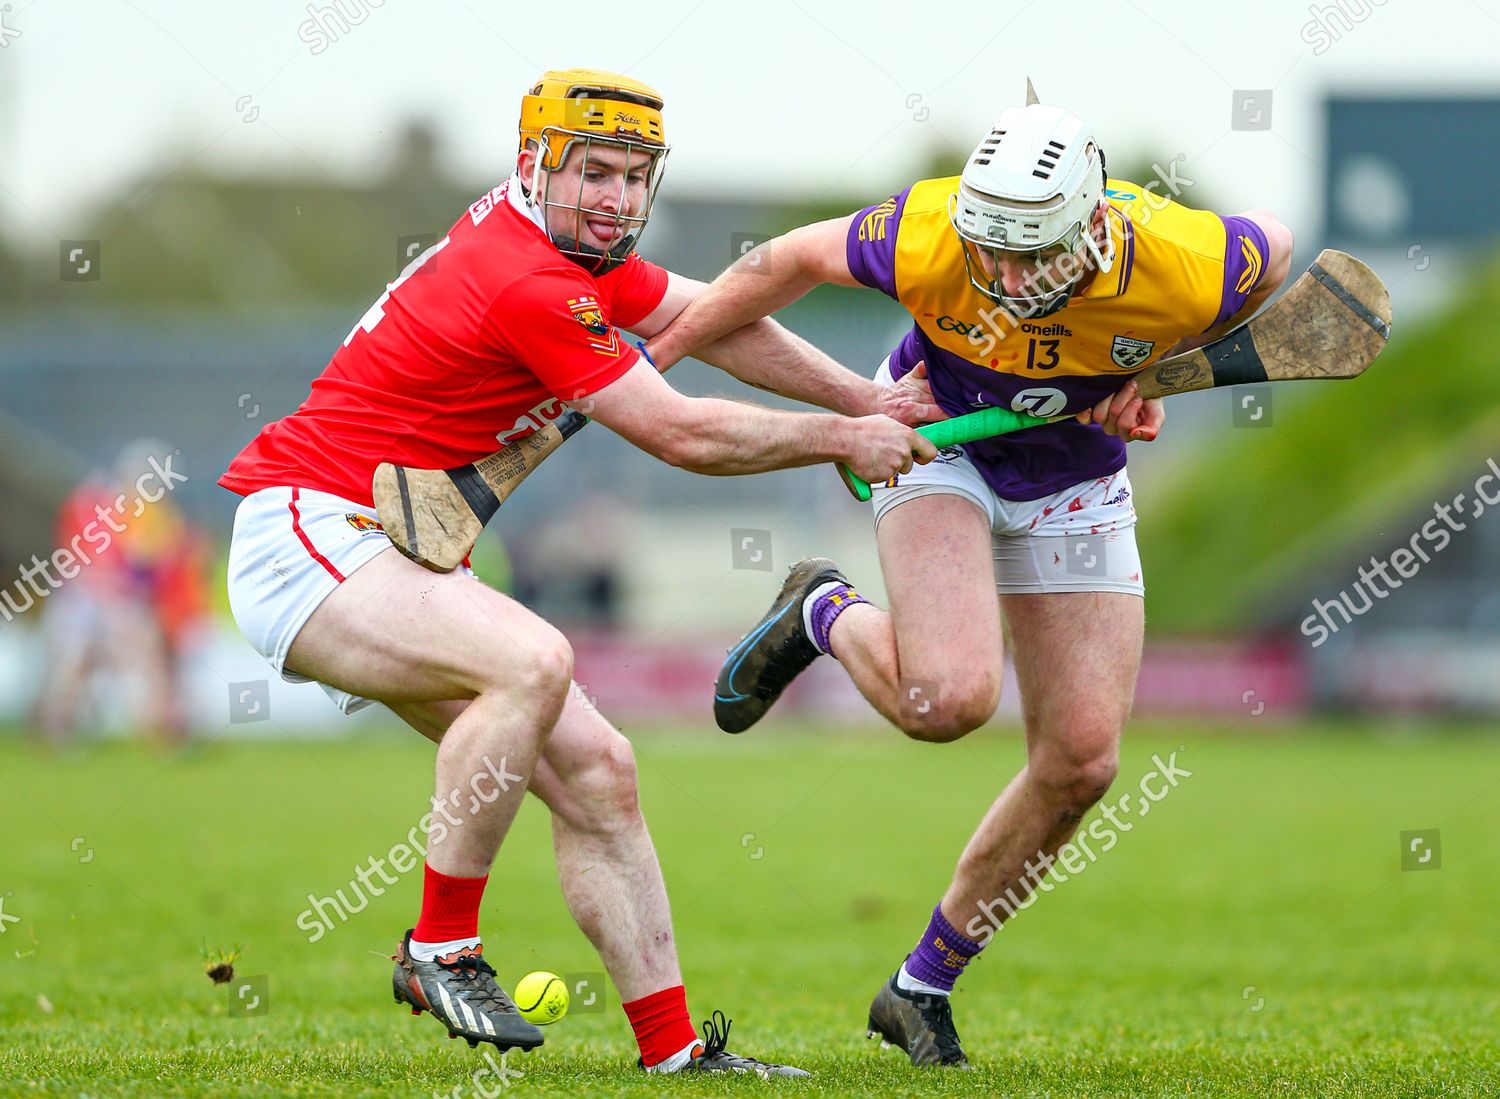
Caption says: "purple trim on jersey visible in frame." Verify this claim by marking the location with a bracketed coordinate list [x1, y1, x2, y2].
[845, 186, 913, 298]
[1115, 214, 1135, 296]
[890, 327, 1127, 501]
[1213, 215, 1271, 329]
[888, 332, 922, 383]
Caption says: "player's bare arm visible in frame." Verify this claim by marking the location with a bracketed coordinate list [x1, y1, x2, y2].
[578, 355, 936, 482]
[643, 219, 945, 425]
[647, 216, 858, 368]
[630, 272, 943, 426]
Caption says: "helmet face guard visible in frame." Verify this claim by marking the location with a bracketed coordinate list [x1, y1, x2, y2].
[528, 128, 669, 274]
[518, 72, 670, 274]
[948, 189, 1115, 319]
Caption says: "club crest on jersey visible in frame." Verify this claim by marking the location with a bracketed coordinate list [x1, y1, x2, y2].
[568, 296, 620, 355]
[1110, 335, 1155, 370]
[345, 513, 385, 534]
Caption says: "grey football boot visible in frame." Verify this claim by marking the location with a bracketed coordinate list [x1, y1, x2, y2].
[391, 929, 544, 1052]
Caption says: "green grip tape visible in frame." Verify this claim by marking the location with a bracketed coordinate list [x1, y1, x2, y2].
[838, 406, 1054, 502]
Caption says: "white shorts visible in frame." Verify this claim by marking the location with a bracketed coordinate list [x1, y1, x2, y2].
[226, 486, 472, 714]
[870, 362, 1144, 597]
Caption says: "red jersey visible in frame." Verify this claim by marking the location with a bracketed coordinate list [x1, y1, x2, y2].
[219, 177, 669, 505]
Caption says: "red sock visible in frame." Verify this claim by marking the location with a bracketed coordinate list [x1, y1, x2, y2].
[622, 985, 700, 1068]
[412, 864, 487, 943]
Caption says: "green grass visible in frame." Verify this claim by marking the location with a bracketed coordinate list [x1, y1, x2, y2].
[3, 721, 1498, 1096]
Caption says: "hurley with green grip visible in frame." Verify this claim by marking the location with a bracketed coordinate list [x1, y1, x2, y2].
[834, 248, 1393, 501]
[836, 407, 1060, 501]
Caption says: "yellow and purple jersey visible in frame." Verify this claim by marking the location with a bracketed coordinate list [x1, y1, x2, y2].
[846, 177, 1271, 500]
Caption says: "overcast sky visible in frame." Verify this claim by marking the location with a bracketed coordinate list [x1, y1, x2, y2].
[3, 0, 1498, 249]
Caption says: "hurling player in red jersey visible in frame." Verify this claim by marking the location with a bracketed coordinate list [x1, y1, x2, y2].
[220, 70, 940, 1076]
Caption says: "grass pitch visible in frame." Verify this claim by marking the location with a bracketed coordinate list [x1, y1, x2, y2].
[2, 720, 1498, 1096]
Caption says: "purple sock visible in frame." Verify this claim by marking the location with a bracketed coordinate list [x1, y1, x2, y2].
[807, 584, 867, 655]
[903, 905, 984, 992]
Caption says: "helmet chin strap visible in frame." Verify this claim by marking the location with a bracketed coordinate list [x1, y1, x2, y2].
[524, 132, 659, 273]
[989, 283, 1073, 319]
[1011, 291, 1073, 318]
[549, 233, 639, 273]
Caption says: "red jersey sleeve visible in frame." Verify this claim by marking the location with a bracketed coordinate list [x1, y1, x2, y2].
[482, 267, 642, 400]
[600, 252, 670, 330]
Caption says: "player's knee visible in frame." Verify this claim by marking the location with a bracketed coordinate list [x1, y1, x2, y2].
[896, 678, 1000, 743]
[534, 632, 576, 696]
[566, 734, 641, 832]
[1032, 740, 1120, 811]
[489, 627, 574, 709]
[1074, 752, 1120, 807]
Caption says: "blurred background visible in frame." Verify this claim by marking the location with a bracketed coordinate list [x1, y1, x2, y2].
[8, 11, 1500, 1094]
[3, 0, 1500, 737]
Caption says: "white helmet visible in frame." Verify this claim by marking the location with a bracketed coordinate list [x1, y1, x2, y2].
[948, 80, 1114, 318]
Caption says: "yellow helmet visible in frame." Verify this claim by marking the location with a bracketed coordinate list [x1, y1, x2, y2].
[517, 69, 670, 272]
[519, 69, 666, 166]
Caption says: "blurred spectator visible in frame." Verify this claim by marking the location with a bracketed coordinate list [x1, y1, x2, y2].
[30, 445, 209, 746]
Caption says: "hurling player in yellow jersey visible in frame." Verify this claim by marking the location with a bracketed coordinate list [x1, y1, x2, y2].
[647, 84, 1294, 1066]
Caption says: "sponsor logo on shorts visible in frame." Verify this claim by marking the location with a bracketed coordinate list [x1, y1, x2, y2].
[345, 513, 385, 534]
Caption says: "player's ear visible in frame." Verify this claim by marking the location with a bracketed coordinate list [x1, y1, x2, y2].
[517, 137, 548, 187]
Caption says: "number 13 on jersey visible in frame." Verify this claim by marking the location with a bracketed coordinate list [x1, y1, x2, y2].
[1026, 338, 1061, 371]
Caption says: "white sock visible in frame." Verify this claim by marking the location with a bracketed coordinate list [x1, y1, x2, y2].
[643, 1036, 704, 1073]
[896, 962, 950, 998]
[407, 935, 482, 962]
[801, 580, 845, 656]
